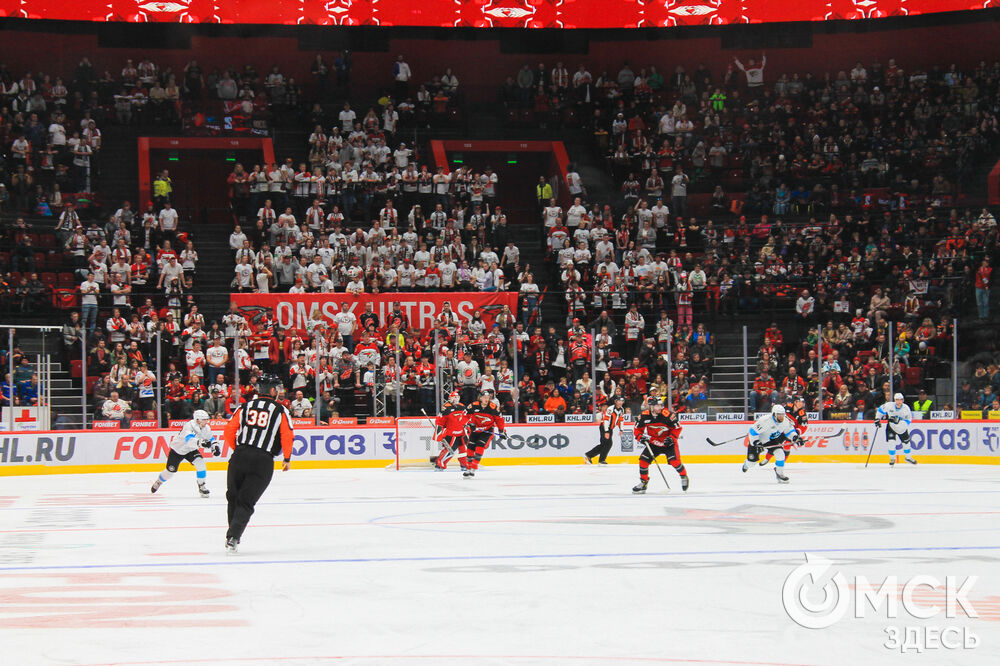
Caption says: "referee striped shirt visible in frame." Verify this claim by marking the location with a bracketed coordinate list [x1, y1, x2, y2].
[223, 397, 295, 460]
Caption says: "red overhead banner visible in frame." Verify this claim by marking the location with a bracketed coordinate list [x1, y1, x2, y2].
[0, 1, 982, 28]
[230, 291, 517, 334]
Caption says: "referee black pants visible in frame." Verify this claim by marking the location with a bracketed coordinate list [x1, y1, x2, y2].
[226, 446, 275, 541]
[585, 428, 613, 463]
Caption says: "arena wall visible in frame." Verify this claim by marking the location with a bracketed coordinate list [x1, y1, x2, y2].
[2, 420, 998, 475]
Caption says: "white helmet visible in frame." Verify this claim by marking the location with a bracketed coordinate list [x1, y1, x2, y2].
[771, 404, 786, 416]
[193, 409, 210, 424]
[893, 393, 904, 402]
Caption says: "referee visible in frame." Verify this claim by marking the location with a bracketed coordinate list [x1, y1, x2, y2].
[222, 374, 294, 554]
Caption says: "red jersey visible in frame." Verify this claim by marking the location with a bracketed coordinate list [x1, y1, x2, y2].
[634, 408, 682, 446]
[465, 399, 505, 434]
[785, 404, 809, 436]
[435, 402, 469, 438]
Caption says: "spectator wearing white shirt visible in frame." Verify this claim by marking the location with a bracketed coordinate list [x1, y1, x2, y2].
[158, 202, 179, 246]
[670, 167, 690, 217]
[339, 102, 356, 132]
[393, 55, 412, 97]
[566, 197, 586, 229]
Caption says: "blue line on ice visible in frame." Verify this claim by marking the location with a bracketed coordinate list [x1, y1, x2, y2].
[1, 544, 998, 572]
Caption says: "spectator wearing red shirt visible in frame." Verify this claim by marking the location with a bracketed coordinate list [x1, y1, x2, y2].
[975, 258, 992, 320]
[764, 322, 784, 350]
[749, 370, 778, 413]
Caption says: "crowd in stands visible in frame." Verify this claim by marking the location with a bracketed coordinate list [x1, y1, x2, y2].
[5, 48, 1000, 425]
[502, 54, 1000, 418]
[0, 333, 44, 408]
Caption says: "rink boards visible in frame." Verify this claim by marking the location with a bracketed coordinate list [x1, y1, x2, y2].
[1, 420, 999, 475]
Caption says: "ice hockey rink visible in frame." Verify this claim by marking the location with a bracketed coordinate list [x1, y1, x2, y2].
[1, 462, 998, 666]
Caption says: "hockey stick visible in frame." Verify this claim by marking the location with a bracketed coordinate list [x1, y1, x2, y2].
[640, 438, 671, 490]
[864, 422, 882, 469]
[706, 434, 746, 447]
[707, 427, 843, 448]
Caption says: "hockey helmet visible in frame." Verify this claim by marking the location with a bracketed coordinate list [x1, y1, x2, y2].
[613, 394, 625, 403]
[448, 391, 461, 403]
[893, 392, 904, 402]
[257, 373, 284, 397]
[193, 409, 210, 425]
[771, 404, 786, 418]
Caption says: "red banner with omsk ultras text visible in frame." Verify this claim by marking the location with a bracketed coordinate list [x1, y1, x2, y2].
[230, 292, 517, 334]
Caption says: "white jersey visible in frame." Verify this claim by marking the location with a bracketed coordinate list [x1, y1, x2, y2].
[877, 401, 912, 434]
[749, 414, 797, 447]
[170, 420, 215, 455]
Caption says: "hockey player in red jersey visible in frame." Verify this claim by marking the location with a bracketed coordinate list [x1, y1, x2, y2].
[464, 389, 506, 478]
[434, 391, 470, 471]
[760, 397, 808, 468]
[632, 398, 689, 493]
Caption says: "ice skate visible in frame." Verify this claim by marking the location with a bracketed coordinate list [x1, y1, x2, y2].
[463, 470, 475, 478]
[758, 456, 770, 467]
[597, 460, 608, 465]
[775, 468, 790, 484]
[582, 455, 592, 464]
[680, 475, 689, 492]
[742, 459, 753, 473]
[198, 484, 210, 497]
[905, 456, 917, 465]
[150, 480, 161, 493]
[889, 455, 896, 466]
[225, 537, 238, 554]
[632, 480, 648, 494]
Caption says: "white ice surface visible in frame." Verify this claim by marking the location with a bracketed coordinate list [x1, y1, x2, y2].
[1, 462, 998, 666]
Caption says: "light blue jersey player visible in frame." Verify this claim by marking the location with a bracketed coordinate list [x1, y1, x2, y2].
[876, 393, 917, 466]
[742, 404, 800, 483]
[151, 410, 219, 496]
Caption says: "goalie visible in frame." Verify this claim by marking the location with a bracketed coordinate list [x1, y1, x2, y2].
[464, 389, 506, 478]
[434, 391, 470, 472]
[742, 404, 800, 484]
[632, 399, 689, 493]
[151, 410, 219, 497]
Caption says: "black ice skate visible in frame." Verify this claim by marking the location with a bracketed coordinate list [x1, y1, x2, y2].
[225, 537, 238, 554]
[681, 475, 690, 492]
[150, 480, 162, 493]
[632, 480, 648, 494]
[905, 456, 917, 465]
[463, 470, 475, 478]
[198, 484, 210, 497]
[775, 468, 790, 484]
[582, 455, 592, 464]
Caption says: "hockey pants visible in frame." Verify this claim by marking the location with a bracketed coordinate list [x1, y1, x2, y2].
[639, 440, 686, 482]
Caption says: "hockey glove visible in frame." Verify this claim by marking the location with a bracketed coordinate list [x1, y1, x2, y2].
[747, 441, 762, 462]
[890, 416, 900, 424]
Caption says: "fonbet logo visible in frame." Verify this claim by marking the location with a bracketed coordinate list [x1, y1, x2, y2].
[782, 553, 850, 629]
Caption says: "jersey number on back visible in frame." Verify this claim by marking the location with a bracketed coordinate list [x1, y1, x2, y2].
[246, 408, 270, 428]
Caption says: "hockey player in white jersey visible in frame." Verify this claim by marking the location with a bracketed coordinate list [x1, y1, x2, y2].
[150, 410, 220, 496]
[741, 404, 800, 483]
[876, 392, 917, 466]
